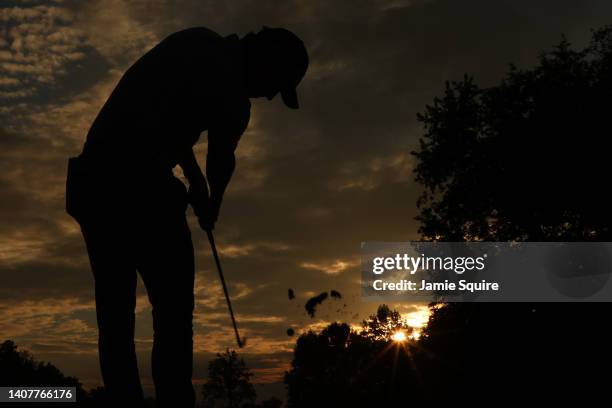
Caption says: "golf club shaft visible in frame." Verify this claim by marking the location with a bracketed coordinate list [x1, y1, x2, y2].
[206, 230, 242, 348]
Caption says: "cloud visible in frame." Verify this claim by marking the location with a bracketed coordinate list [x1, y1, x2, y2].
[330, 152, 414, 192]
[0, 297, 97, 353]
[400, 304, 430, 329]
[70, 0, 159, 64]
[299, 258, 359, 275]
[0, 2, 87, 99]
[215, 241, 291, 258]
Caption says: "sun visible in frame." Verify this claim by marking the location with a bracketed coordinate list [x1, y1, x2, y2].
[391, 331, 407, 342]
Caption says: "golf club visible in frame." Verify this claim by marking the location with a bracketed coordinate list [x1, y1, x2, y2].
[206, 229, 244, 348]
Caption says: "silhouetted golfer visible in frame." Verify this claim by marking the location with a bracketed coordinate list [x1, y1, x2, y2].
[65, 26, 308, 407]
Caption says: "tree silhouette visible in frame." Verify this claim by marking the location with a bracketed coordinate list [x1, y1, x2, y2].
[1, 340, 77, 387]
[242, 396, 283, 408]
[360, 304, 413, 341]
[256, 397, 282, 408]
[285, 306, 422, 407]
[201, 349, 256, 408]
[410, 25, 612, 404]
[0, 340, 156, 407]
[0, 339, 89, 407]
[413, 26, 612, 242]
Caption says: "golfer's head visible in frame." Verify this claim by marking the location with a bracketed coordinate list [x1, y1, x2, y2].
[242, 26, 308, 109]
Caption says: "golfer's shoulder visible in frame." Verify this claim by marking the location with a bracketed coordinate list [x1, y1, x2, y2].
[159, 27, 240, 74]
[162, 26, 223, 47]
[147, 27, 224, 65]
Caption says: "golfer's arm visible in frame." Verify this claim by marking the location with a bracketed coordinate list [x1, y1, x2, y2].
[206, 139, 236, 206]
[206, 101, 249, 206]
[178, 148, 207, 189]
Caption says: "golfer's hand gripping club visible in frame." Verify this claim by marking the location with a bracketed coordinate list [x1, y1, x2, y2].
[188, 184, 219, 231]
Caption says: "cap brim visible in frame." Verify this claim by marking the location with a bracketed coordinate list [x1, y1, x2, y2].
[281, 88, 299, 109]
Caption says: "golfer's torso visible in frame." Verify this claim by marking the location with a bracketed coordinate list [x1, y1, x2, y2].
[83, 27, 249, 168]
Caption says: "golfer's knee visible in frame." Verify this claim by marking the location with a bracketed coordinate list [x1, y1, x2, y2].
[152, 305, 194, 338]
[98, 328, 136, 355]
[97, 304, 135, 330]
[96, 311, 135, 352]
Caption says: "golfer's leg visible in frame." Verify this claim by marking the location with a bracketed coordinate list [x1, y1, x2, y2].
[138, 215, 195, 407]
[81, 219, 145, 406]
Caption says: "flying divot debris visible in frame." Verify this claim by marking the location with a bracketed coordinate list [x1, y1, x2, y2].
[330, 290, 342, 299]
[305, 292, 328, 317]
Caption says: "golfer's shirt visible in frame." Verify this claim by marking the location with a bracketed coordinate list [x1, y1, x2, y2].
[83, 27, 250, 169]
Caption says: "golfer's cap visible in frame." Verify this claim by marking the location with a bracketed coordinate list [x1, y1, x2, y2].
[260, 26, 308, 109]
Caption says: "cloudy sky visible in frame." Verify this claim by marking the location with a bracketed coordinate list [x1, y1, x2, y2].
[1, 0, 611, 401]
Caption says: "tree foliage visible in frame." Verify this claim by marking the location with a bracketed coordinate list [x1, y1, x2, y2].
[360, 304, 412, 341]
[410, 26, 612, 404]
[285, 306, 422, 407]
[0, 340, 125, 407]
[201, 349, 256, 408]
[413, 26, 612, 241]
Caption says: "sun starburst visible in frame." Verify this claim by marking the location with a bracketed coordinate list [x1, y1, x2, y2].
[391, 331, 407, 342]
